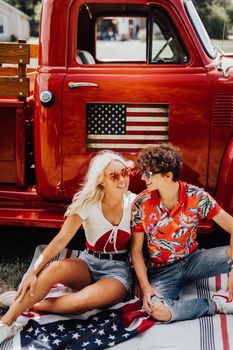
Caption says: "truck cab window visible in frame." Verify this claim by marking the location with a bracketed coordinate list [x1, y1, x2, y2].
[151, 8, 189, 64]
[184, 0, 216, 59]
[96, 17, 147, 62]
[0, 17, 4, 34]
[76, 4, 188, 65]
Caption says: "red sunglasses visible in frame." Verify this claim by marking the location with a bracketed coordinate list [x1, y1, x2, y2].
[105, 167, 134, 182]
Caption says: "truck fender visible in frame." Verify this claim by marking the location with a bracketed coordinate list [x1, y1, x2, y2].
[215, 137, 233, 215]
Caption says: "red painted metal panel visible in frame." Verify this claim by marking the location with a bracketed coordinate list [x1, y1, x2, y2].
[215, 137, 233, 215]
[0, 185, 66, 227]
[206, 68, 233, 196]
[33, 72, 65, 200]
[0, 208, 64, 228]
[0, 99, 25, 108]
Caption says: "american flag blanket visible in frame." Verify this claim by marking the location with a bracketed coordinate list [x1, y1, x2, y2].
[1, 246, 233, 350]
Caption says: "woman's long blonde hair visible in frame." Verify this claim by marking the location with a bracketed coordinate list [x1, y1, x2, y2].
[65, 150, 134, 216]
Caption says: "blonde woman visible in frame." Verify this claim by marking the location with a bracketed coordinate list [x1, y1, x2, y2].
[0, 150, 136, 343]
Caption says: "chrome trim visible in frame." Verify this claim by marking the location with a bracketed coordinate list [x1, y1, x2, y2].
[68, 82, 98, 88]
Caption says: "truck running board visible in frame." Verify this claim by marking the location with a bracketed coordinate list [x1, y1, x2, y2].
[0, 185, 65, 228]
[0, 207, 64, 228]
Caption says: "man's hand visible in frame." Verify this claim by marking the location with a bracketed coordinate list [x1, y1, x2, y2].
[15, 271, 38, 301]
[226, 270, 233, 301]
[142, 285, 162, 314]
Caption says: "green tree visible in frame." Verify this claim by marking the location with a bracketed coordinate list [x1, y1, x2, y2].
[193, 0, 231, 39]
[5, 0, 41, 36]
[227, 4, 233, 26]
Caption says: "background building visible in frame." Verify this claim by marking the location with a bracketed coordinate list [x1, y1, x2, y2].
[0, 0, 30, 41]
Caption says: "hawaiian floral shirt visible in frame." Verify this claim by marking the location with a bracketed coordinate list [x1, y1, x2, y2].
[131, 181, 221, 268]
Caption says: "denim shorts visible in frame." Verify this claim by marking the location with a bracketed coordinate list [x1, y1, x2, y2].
[79, 250, 132, 293]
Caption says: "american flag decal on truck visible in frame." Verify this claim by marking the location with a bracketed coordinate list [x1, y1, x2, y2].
[86, 103, 169, 151]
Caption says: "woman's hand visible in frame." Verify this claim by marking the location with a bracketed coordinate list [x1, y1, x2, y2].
[132, 275, 143, 300]
[142, 285, 162, 314]
[15, 271, 38, 301]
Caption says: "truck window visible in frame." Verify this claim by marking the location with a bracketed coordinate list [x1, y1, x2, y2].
[76, 4, 189, 64]
[0, 17, 4, 34]
[96, 17, 147, 62]
[151, 8, 189, 64]
[184, 0, 216, 58]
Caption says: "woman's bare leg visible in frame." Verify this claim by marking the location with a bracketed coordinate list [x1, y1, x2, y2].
[32, 277, 127, 314]
[1, 258, 92, 325]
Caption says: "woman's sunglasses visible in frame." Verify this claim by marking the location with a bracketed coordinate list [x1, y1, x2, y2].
[105, 167, 133, 182]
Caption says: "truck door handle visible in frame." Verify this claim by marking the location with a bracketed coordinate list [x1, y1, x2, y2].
[68, 82, 99, 88]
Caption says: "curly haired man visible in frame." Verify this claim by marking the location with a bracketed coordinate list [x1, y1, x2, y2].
[131, 143, 233, 322]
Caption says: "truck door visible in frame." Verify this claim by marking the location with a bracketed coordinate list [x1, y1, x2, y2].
[62, 2, 211, 199]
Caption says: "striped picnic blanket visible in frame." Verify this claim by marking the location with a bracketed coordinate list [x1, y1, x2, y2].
[1, 246, 233, 350]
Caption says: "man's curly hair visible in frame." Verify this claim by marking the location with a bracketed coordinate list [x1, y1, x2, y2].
[137, 144, 183, 182]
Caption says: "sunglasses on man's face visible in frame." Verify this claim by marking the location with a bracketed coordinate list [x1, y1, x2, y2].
[105, 167, 133, 182]
[142, 171, 161, 181]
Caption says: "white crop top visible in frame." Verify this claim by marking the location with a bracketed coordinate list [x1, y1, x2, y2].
[65, 191, 136, 253]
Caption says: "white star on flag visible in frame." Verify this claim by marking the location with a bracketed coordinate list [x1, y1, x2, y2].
[34, 328, 40, 335]
[108, 334, 116, 340]
[108, 342, 115, 346]
[82, 341, 90, 347]
[53, 339, 62, 345]
[58, 324, 65, 332]
[112, 323, 118, 331]
[51, 333, 57, 338]
[94, 338, 103, 346]
[72, 333, 80, 339]
[42, 335, 49, 342]
[122, 333, 130, 338]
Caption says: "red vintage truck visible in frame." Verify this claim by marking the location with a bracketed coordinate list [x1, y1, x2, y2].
[0, 0, 232, 231]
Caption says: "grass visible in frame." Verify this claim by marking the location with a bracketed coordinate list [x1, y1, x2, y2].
[0, 258, 28, 291]
[0, 226, 86, 292]
[0, 227, 58, 291]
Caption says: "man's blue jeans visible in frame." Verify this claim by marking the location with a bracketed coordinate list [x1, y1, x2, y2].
[148, 246, 232, 322]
